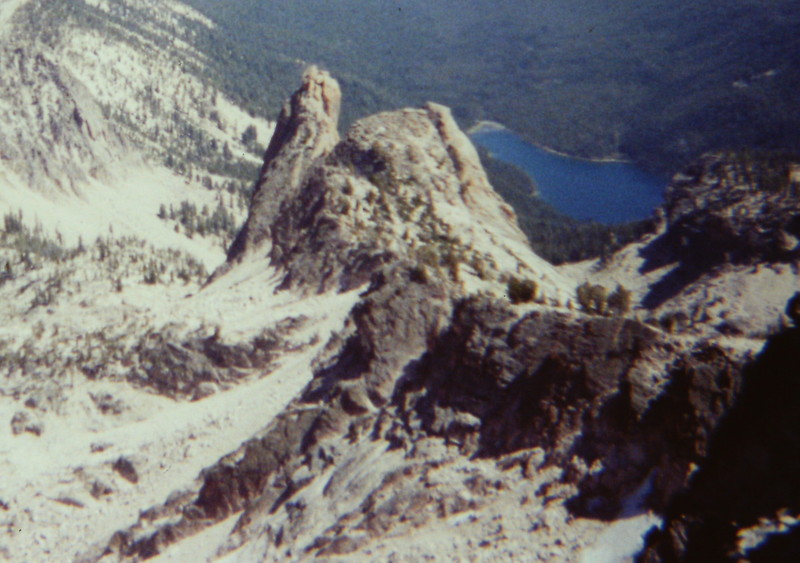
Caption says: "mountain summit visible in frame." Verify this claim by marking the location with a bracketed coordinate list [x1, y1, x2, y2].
[227, 66, 342, 263]
[221, 67, 571, 300]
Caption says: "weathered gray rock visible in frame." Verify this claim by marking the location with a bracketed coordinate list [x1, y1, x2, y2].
[227, 66, 341, 262]
[665, 153, 800, 264]
[0, 46, 124, 195]
[100, 262, 453, 559]
[638, 323, 800, 562]
[112, 457, 139, 484]
[392, 295, 745, 516]
[220, 66, 554, 299]
[93, 71, 765, 562]
[128, 324, 293, 399]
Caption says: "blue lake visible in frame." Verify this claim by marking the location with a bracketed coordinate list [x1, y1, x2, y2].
[470, 128, 667, 224]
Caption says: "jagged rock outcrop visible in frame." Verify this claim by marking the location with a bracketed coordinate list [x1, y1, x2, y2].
[637, 320, 800, 562]
[392, 296, 745, 516]
[93, 70, 763, 561]
[127, 320, 302, 399]
[99, 262, 454, 559]
[221, 67, 571, 300]
[227, 66, 341, 261]
[661, 152, 800, 265]
[101, 277, 749, 560]
[638, 151, 800, 309]
[268, 101, 534, 292]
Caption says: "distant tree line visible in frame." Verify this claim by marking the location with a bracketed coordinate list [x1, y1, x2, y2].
[184, 0, 800, 175]
[157, 199, 240, 244]
[722, 149, 800, 195]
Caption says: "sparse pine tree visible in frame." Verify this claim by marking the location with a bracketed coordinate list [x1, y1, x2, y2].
[576, 282, 609, 315]
[576, 282, 593, 313]
[241, 125, 257, 148]
[589, 284, 608, 315]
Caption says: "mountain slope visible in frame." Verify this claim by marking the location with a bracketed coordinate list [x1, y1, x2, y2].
[76, 70, 761, 563]
[1, 3, 797, 561]
[0, 0, 273, 257]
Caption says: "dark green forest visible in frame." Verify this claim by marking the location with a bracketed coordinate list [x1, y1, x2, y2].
[23, 0, 796, 264]
[184, 0, 800, 175]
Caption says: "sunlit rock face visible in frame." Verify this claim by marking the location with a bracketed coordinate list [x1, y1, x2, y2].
[227, 65, 341, 261]
[224, 67, 569, 300]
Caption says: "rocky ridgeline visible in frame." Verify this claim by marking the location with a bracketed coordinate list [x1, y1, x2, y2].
[224, 66, 568, 299]
[87, 70, 789, 562]
[637, 151, 800, 312]
[661, 152, 800, 266]
[639, 319, 800, 562]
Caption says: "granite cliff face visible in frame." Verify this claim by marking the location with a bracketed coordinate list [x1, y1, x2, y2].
[221, 66, 570, 299]
[227, 66, 342, 263]
[84, 69, 787, 563]
[0, 45, 124, 194]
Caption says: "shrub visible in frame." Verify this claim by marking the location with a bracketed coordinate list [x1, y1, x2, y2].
[660, 311, 690, 333]
[576, 282, 608, 315]
[507, 277, 538, 304]
[607, 284, 632, 316]
[442, 249, 461, 282]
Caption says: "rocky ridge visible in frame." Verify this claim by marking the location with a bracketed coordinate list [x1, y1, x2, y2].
[1, 3, 796, 557]
[566, 150, 800, 338]
[85, 70, 771, 562]
[639, 316, 800, 562]
[226, 66, 571, 300]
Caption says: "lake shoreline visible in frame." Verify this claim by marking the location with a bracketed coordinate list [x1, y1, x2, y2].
[468, 120, 633, 164]
[467, 123, 666, 224]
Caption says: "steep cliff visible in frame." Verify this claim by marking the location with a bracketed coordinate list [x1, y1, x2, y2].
[220, 66, 572, 301]
[227, 66, 342, 262]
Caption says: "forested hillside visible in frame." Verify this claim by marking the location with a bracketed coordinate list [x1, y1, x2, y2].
[184, 0, 799, 175]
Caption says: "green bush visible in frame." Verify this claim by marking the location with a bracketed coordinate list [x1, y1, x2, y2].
[507, 277, 538, 304]
[576, 282, 609, 315]
[607, 284, 632, 316]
